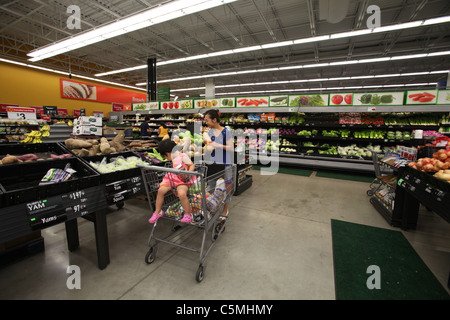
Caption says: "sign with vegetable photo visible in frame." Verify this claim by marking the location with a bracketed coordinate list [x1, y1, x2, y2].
[329, 93, 353, 106]
[236, 97, 269, 107]
[160, 100, 192, 110]
[406, 90, 437, 104]
[132, 102, 159, 111]
[353, 92, 404, 106]
[220, 98, 235, 108]
[289, 94, 328, 107]
[194, 99, 220, 108]
[436, 90, 450, 105]
[269, 95, 289, 107]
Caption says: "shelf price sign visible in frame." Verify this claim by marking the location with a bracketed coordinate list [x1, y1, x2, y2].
[7, 107, 37, 120]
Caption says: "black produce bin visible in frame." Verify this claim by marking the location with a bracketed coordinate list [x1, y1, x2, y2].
[82, 151, 144, 184]
[417, 146, 446, 158]
[0, 142, 74, 162]
[0, 157, 100, 207]
[401, 166, 450, 223]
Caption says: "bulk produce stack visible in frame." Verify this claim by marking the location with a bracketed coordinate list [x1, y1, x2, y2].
[72, 116, 103, 136]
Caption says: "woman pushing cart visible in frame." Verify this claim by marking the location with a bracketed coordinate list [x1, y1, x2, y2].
[138, 138, 236, 282]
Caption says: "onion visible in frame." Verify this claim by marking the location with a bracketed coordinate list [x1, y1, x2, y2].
[438, 153, 448, 161]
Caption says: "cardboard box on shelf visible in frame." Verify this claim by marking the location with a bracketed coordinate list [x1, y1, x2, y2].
[72, 125, 102, 136]
[77, 116, 103, 127]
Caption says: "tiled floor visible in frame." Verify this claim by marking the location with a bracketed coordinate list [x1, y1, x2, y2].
[0, 169, 449, 299]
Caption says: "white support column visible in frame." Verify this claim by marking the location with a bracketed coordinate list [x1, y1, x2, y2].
[205, 78, 215, 99]
[447, 69, 450, 89]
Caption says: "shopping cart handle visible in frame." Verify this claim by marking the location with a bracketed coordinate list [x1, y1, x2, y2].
[137, 163, 204, 176]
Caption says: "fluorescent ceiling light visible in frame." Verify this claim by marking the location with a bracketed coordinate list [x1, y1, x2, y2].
[232, 45, 262, 53]
[211, 82, 436, 96]
[28, 0, 239, 62]
[168, 70, 447, 92]
[96, 15, 450, 77]
[329, 29, 373, 39]
[261, 40, 294, 49]
[293, 35, 330, 44]
[156, 51, 450, 83]
[421, 16, 450, 26]
[372, 20, 423, 33]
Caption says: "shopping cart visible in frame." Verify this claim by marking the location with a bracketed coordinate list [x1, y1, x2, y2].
[138, 162, 236, 282]
[367, 148, 395, 196]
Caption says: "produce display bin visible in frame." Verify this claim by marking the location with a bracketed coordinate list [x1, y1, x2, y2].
[0, 156, 100, 207]
[397, 165, 450, 225]
[82, 151, 148, 205]
[82, 151, 143, 184]
[0, 142, 75, 162]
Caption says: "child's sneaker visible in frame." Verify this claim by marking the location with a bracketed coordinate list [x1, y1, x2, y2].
[149, 211, 164, 223]
[180, 214, 193, 223]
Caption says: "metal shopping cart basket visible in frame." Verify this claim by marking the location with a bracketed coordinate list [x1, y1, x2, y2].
[366, 148, 395, 196]
[138, 162, 236, 282]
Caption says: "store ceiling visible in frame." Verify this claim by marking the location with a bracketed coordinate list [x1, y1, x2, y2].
[1, 0, 450, 98]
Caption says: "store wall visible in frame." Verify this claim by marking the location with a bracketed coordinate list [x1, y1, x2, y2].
[0, 61, 144, 116]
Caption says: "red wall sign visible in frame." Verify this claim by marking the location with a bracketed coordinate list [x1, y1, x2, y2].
[61, 78, 146, 104]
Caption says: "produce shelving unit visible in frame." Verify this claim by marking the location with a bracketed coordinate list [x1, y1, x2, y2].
[41, 123, 73, 143]
[110, 106, 449, 174]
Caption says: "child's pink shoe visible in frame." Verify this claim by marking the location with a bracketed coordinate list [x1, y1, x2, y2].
[180, 214, 193, 223]
[149, 211, 164, 223]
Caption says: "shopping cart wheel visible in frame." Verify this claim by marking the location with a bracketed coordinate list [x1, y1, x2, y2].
[116, 201, 124, 209]
[145, 247, 157, 264]
[366, 190, 374, 196]
[196, 264, 205, 283]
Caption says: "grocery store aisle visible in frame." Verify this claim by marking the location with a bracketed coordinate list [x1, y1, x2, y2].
[0, 169, 449, 299]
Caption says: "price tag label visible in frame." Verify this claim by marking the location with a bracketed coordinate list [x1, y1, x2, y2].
[7, 107, 37, 120]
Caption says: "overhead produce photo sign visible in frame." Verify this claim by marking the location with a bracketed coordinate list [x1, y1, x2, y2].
[329, 93, 353, 106]
[219, 97, 235, 108]
[159, 100, 192, 110]
[236, 97, 269, 107]
[194, 99, 221, 108]
[289, 94, 328, 107]
[352, 92, 405, 106]
[437, 90, 450, 105]
[405, 90, 438, 105]
[132, 102, 159, 111]
[269, 95, 289, 107]
[60, 78, 147, 104]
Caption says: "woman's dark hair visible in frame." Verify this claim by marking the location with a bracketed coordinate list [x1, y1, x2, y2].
[160, 123, 167, 128]
[158, 139, 177, 156]
[204, 109, 221, 122]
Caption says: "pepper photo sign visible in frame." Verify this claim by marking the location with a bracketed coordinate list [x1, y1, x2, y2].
[406, 90, 438, 105]
[352, 92, 404, 106]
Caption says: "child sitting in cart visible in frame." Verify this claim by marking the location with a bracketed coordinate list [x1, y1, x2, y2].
[149, 139, 197, 224]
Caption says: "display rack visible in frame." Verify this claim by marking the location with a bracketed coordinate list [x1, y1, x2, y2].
[41, 123, 73, 143]
[110, 108, 448, 173]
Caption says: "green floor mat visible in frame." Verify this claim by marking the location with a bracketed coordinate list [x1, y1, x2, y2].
[331, 219, 450, 300]
[252, 165, 313, 177]
[316, 170, 374, 183]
